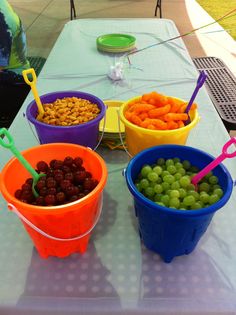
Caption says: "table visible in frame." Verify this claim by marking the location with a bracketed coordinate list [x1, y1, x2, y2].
[1, 18, 236, 315]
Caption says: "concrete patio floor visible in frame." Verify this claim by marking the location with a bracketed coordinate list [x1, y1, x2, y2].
[8, 0, 236, 75]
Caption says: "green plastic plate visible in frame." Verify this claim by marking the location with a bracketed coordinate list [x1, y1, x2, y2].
[96, 33, 136, 49]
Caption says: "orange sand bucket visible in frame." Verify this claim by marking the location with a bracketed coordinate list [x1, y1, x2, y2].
[119, 96, 200, 156]
[0, 143, 107, 258]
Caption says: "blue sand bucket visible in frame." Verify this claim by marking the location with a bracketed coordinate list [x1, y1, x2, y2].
[125, 145, 234, 263]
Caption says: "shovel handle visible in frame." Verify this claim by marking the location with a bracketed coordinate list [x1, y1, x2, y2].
[22, 68, 45, 116]
[0, 128, 40, 180]
[0, 128, 14, 149]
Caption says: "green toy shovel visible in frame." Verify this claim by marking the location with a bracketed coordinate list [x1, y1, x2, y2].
[0, 128, 45, 198]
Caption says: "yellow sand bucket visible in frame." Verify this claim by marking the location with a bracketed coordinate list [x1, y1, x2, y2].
[119, 96, 200, 156]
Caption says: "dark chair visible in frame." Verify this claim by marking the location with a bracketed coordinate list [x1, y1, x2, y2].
[70, 0, 77, 20]
[0, 56, 46, 128]
[155, 0, 162, 18]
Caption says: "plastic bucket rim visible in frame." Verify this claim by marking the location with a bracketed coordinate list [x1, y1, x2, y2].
[0, 143, 108, 215]
[125, 144, 233, 217]
[26, 90, 106, 129]
[119, 95, 200, 134]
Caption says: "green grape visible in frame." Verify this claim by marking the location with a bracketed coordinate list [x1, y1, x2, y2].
[161, 165, 166, 171]
[199, 192, 210, 204]
[154, 194, 162, 202]
[166, 159, 174, 166]
[161, 194, 170, 206]
[163, 174, 175, 184]
[171, 181, 180, 190]
[154, 184, 163, 194]
[153, 165, 163, 175]
[209, 194, 220, 205]
[140, 178, 149, 189]
[179, 202, 186, 208]
[178, 188, 187, 199]
[157, 158, 165, 166]
[186, 183, 195, 191]
[161, 182, 170, 191]
[166, 189, 172, 196]
[174, 172, 182, 180]
[173, 157, 181, 163]
[149, 181, 156, 188]
[186, 171, 192, 176]
[144, 186, 155, 197]
[199, 182, 210, 192]
[183, 195, 195, 206]
[136, 158, 224, 212]
[135, 183, 142, 192]
[187, 190, 199, 200]
[179, 176, 191, 188]
[213, 188, 223, 198]
[208, 175, 219, 185]
[175, 162, 183, 169]
[167, 165, 177, 175]
[169, 190, 180, 198]
[147, 171, 159, 182]
[198, 200, 204, 208]
[162, 170, 170, 178]
[178, 168, 186, 176]
[182, 160, 191, 170]
[141, 165, 152, 178]
[191, 202, 202, 210]
[169, 197, 180, 208]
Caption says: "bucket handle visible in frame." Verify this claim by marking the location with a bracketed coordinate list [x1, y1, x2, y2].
[116, 109, 133, 158]
[7, 198, 103, 242]
[24, 105, 108, 150]
[93, 105, 107, 152]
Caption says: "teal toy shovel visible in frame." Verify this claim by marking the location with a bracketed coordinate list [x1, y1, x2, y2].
[0, 128, 45, 198]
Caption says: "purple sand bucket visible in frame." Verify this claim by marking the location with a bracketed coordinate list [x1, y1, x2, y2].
[125, 145, 234, 263]
[26, 91, 106, 149]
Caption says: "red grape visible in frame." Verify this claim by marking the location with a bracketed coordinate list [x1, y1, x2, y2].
[44, 194, 56, 206]
[63, 156, 74, 166]
[37, 161, 49, 172]
[74, 157, 83, 167]
[14, 155, 99, 207]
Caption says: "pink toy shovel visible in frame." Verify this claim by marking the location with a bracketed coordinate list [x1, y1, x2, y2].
[191, 137, 236, 188]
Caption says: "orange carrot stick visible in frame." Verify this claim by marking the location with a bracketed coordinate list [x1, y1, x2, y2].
[148, 104, 171, 118]
[141, 118, 167, 130]
[139, 112, 149, 120]
[167, 121, 178, 129]
[128, 103, 155, 113]
[164, 113, 189, 121]
[130, 114, 142, 126]
[147, 124, 156, 130]
[124, 111, 132, 120]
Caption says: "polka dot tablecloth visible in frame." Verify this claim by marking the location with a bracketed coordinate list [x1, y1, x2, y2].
[1, 146, 236, 314]
[1, 18, 236, 315]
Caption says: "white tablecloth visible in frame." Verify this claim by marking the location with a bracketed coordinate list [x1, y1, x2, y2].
[1, 19, 236, 315]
